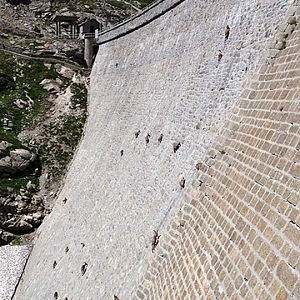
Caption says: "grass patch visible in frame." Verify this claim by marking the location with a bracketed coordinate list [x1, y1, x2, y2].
[10, 235, 23, 245]
[138, 0, 156, 8]
[38, 82, 87, 178]
[0, 51, 64, 193]
[70, 83, 87, 109]
[0, 176, 39, 197]
[0, 52, 59, 136]
[107, 0, 130, 10]
[0, 128, 24, 148]
[52, 0, 98, 11]
[39, 114, 87, 177]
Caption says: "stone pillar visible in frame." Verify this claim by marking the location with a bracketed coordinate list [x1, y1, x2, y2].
[84, 38, 96, 68]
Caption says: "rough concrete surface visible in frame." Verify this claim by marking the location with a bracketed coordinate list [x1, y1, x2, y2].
[14, 0, 297, 299]
[0, 245, 30, 300]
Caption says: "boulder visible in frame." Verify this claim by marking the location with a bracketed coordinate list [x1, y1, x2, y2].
[0, 141, 12, 151]
[57, 65, 75, 79]
[0, 229, 15, 246]
[26, 180, 36, 191]
[0, 156, 14, 175]
[31, 195, 43, 205]
[40, 79, 61, 93]
[0, 148, 39, 177]
[28, 212, 43, 227]
[4, 215, 34, 234]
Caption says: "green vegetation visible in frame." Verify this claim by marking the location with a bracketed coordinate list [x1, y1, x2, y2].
[0, 51, 87, 193]
[0, 130, 23, 151]
[0, 52, 58, 138]
[138, 0, 156, 8]
[70, 83, 88, 109]
[0, 176, 38, 197]
[0, 52, 58, 195]
[38, 83, 87, 178]
[10, 235, 23, 245]
[52, 0, 156, 11]
[52, 0, 98, 11]
[106, 0, 130, 10]
[51, 0, 157, 23]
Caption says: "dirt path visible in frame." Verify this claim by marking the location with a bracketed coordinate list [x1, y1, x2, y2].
[0, 47, 85, 71]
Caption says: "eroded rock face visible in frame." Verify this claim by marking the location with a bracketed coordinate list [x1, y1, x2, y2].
[0, 185, 45, 243]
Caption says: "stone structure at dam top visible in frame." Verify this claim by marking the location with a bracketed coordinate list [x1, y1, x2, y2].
[14, 0, 300, 299]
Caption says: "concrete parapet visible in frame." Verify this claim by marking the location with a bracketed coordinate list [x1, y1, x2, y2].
[97, 0, 185, 44]
[84, 37, 96, 68]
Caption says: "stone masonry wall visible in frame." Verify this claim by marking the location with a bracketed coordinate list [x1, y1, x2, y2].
[14, 0, 298, 299]
[133, 7, 300, 300]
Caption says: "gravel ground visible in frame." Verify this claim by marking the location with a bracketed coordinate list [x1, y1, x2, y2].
[0, 245, 30, 300]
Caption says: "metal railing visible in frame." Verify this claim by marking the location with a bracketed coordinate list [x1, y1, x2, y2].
[57, 33, 80, 39]
[81, 32, 97, 39]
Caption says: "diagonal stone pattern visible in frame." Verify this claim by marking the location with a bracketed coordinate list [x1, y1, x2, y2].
[133, 5, 300, 299]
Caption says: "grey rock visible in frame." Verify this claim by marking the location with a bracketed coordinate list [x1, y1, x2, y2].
[18, 201, 28, 210]
[0, 230, 15, 246]
[13, 99, 28, 109]
[32, 195, 43, 205]
[0, 141, 12, 151]
[3, 200, 19, 212]
[15, 195, 22, 202]
[31, 212, 43, 220]
[6, 216, 34, 234]
[40, 79, 60, 93]
[0, 156, 14, 174]
[26, 181, 36, 192]
[10, 149, 32, 161]
[0, 148, 38, 177]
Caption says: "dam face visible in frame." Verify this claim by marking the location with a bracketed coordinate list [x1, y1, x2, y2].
[15, 0, 300, 299]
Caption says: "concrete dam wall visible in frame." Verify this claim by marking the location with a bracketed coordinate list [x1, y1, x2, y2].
[15, 0, 299, 299]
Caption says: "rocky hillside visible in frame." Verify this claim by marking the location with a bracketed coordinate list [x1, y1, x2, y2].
[0, 0, 156, 246]
[0, 50, 87, 245]
[0, 0, 155, 64]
